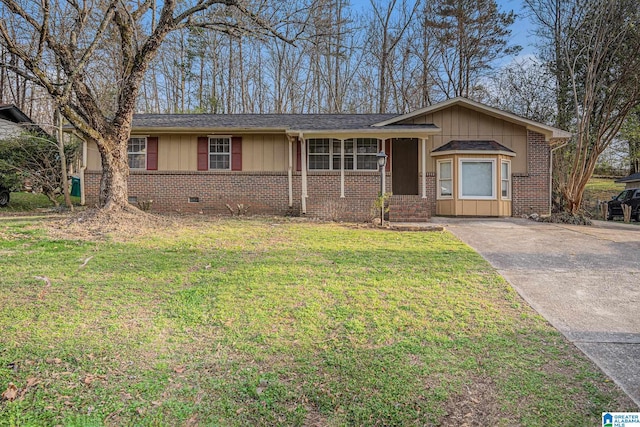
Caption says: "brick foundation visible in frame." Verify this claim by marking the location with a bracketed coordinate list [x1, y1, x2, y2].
[512, 131, 551, 216]
[85, 171, 301, 215]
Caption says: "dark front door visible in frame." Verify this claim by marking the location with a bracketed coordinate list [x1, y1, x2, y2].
[392, 139, 419, 195]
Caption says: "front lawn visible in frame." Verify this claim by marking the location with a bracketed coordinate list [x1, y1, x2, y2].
[0, 191, 81, 213]
[0, 216, 634, 426]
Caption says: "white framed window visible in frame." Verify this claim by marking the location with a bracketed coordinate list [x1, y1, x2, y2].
[209, 136, 231, 170]
[458, 159, 496, 200]
[352, 138, 378, 170]
[437, 159, 453, 199]
[127, 136, 147, 169]
[501, 160, 511, 200]
[309, 138, 378, 170]
[308, 138, 332, 170]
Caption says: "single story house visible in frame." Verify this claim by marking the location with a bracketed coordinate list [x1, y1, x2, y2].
[79, 97, 571, 221]
[616, 173, 640, 190]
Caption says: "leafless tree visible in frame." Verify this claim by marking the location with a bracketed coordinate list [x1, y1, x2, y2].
[0, 0, 293, 211]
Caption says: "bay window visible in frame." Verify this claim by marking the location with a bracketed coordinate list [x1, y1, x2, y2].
[459, 159, 496, 199]
[437, 159, 453, 198]
[501, 160, 511, 199]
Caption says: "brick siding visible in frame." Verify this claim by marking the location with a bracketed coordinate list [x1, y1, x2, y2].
[512, 130, 551, 216]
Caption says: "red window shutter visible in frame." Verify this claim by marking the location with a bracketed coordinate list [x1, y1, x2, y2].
[385, 139, 391, 172]
[296, 140, 302, 172]
[146, 137, 158, 170]
[197, 137, 209, 171]
[231, 136, 242, 171]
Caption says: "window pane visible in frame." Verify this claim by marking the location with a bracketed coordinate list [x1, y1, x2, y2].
[209, 154, 230, 169]
[209, 138, 230, 153]
[344, 139, 354, 153]
[357, 138, 378, 153]
[501, 162, 510, 198]
[309, 155, 330, 170]
[344, 156, 354, 170]
[357, 154, 377, 170]
[440, 161, 451, 179]
[441, 180, 452, 196]
[128, 154, 145, 169]
[461, 161, 493, 197]
[309, 139, 329, 154]
[332, 155, 341, 170]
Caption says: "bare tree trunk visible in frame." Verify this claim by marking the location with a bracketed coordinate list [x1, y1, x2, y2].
[56, 108, 73, 211]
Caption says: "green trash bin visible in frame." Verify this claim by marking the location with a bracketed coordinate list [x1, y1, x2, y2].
[70, 176, 81, 197]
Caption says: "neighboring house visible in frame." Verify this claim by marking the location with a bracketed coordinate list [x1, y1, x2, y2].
[0, 104, 46, 139]
[616, 173, 640, 190]
[80, 97, 571, 221]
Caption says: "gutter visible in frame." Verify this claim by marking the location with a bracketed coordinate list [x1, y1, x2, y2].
[80, 139, 87, 206]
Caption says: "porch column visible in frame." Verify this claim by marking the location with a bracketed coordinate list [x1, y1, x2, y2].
[381, 139, 386, 194]
[287, 136, 294, 207]
[300, 134, 307, 214]
[421, 137, 427, 199]
[340, 139, 345, 198]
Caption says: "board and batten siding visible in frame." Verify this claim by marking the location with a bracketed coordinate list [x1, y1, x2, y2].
[85, 134, 290, 172]
[401, 105, 528, 174]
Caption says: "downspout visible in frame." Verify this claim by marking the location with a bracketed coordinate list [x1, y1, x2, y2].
[421, 137, 427, 199]
[288, 136, 293, 207]
[549, 138, 569, 215]
[80, 137, 87, 206]
[340, 138, 345, 198]
[300, 132, 307, 215]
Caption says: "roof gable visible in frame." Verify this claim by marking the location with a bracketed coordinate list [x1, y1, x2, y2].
[373, 97, 572, 141]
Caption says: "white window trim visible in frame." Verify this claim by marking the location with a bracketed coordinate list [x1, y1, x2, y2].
[128, 136, 147, 170]
[351, 138, 379, 171]
[437, 159, 453, 200]
[458, 158, 497, 200]
[501, 159, 512, 200]
[307, 138, 379, 171]
[208, 136, 232, 170]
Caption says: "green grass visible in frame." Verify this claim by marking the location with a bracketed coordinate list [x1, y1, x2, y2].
[0, 216, 635, 426]
[584, 178, 625, 201]
[0, 191, 81, 212]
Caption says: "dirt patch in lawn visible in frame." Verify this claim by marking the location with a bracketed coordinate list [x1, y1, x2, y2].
[45, 208, 176, 241]
[439, 375, 509, 427]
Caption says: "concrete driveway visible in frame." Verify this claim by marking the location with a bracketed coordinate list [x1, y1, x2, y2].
[430, 217, 640, 407]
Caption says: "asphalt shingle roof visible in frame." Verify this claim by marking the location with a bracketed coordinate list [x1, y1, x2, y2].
[431, 140, 515, 153]
[616, 172, 640, 183]
[131, 113, 437, 131]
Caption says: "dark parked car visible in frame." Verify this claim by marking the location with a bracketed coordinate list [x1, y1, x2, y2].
[0, 185, 9, 207]
[607, 188, 640, 221]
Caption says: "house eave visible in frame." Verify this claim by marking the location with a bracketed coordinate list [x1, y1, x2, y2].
[286, 127, 441, 139]
[131, 126, 290, 135]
